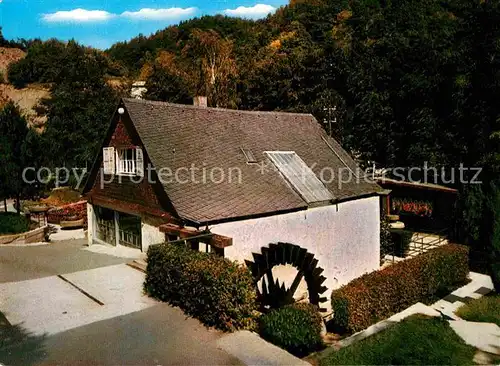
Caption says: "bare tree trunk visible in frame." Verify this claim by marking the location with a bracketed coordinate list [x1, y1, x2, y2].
[3, 198, 6, 212]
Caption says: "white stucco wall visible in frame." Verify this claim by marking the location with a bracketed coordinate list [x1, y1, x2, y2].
[210, 196, 380, 306]
[86, 203, 94, 246]
[141, 222, 164, 253]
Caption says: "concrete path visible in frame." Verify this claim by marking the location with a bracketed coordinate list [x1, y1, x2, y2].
[449, 320, 500, 355]
[1, 304, 241, 365]
[0, 239, 127, 283]
[49, 225, 85, 241]
[83, 242, 145, 259]
[0, 264, 158, 336]
[0, 239, 240, 365]
[217, 330, 308, 366]
[431, 271, 494, 319]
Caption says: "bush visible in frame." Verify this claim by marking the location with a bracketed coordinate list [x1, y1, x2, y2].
[0, 212, 31, 235]
[7, 58, 32, 88]
[389, 229, 413, 257]
[259, 303, 324, 357]
[331, 244, 469, 333]
[380, 216, 393, 260]
[41, 188, 82, 206]
[144, 243, 257, 332]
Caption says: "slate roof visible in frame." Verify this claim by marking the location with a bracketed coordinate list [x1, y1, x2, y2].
[122, 98, 383, 224]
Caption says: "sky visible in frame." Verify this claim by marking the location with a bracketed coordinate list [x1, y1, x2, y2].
[0, 0, 288, 49]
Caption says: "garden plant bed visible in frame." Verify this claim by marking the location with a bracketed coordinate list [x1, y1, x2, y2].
[315, 315, 476, 365]
[46, 200, 87, 227]
[0, 225, 47, 245]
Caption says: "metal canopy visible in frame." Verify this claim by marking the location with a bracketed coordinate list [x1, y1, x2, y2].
[266, 151, 334, 204]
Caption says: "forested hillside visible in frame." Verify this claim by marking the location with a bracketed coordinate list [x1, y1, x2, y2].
[1, 0, 500, 285]
[105, 0, 499, 169]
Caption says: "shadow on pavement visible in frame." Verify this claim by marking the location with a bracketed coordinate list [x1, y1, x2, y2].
[0, 312, 47, 365]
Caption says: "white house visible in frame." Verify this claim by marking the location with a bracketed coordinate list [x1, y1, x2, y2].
[83, 97, 384, 311]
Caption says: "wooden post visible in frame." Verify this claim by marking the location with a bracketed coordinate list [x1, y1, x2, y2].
[114, 211, 120, 246]
[190, 239, 200, 251]
[16, 193, 20, 214]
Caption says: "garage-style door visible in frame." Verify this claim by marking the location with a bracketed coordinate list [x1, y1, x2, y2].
[118, 212, 141, 249]
[95, 207, 142, 250]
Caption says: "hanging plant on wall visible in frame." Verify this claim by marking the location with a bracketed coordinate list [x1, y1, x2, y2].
[392, 198, 433, 217]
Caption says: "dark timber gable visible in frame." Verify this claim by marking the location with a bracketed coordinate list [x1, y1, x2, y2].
[83, 103, 179, 225]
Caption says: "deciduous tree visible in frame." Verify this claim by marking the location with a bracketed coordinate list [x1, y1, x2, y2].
[0, 102, 41, 212]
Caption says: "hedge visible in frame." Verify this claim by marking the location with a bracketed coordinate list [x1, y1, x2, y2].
[0, 213, 31, 235]
[380, 216, 393, 260]
[259, 303, 324, 357]
[144, 243, 257, 332]
[331, 244, 469, 333]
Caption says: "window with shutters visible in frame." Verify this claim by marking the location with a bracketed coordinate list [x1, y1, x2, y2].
[116, 147, 144, 176]
[103, 147, 115, 175]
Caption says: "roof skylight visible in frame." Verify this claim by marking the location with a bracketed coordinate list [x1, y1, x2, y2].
[265, 151, 334, 204]
[241, 148, 258, 164]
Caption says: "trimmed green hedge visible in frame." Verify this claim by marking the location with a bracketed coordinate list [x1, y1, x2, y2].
[259, 303, 324, 357]
[0, 213, 31, 235]
[144, 243, 257, 332]
[331, 244, 469, 333]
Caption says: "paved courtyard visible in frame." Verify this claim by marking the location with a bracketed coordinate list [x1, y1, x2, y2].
[0, 239, 240, 365]
[0, 239, 126, 284]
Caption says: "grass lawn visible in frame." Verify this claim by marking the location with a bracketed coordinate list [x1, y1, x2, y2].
[456, 294, 500, 326]
[316, 315, 476, 365]
[0, 212, 30, 235]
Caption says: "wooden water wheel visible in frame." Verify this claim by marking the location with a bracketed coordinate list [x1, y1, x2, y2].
[245, 242, 328, 312]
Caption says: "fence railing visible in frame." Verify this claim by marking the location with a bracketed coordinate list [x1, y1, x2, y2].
[119, 229, 141, 249]
[408, 228, 448, 256]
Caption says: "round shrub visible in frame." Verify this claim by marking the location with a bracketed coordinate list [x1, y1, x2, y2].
[259, 303, 324, 357]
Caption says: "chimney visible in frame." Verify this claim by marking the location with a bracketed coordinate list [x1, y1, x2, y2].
[193, 96, 207, 107]
[131, 81, 147, 99]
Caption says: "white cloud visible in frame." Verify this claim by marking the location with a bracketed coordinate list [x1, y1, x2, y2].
[120, 7, 197, 21]
[224, 4, 276, 19]
[42, 8, 114, 23]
